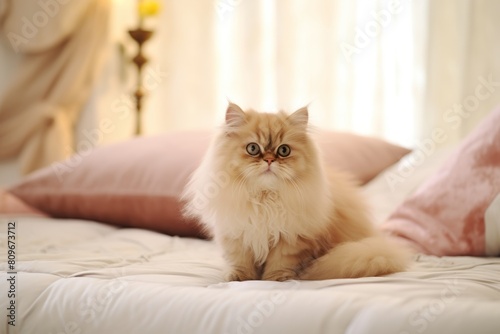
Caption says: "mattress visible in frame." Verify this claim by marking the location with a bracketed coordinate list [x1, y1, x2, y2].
[1, 217, 499, 334]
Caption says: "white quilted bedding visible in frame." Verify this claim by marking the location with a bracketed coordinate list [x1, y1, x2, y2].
[1, 217, 500, 334]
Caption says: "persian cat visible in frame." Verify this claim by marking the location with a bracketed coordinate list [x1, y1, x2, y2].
[183, 103, 410, 281]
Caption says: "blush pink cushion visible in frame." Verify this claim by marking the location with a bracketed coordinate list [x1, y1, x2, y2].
[8, 130, 409, 236]
[382, 107, 500, 256]
[0, 189, 47, 217]
[312, 131, 410, 184]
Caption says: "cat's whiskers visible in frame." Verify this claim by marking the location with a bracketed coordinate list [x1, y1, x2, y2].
[233, 170, 249, 199]
[281, 170, 306, 211]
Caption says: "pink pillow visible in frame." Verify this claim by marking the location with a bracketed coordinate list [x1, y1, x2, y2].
[382, 108, 500, 256]
[311, 131, 410, 184]
[0, 189, 47, 217]
[8, 130, 409, 236]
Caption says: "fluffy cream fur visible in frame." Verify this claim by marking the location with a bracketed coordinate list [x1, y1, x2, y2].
[182, 102, 410, 281]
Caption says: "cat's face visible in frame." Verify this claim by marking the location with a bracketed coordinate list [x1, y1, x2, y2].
[215, 103, 317, 188]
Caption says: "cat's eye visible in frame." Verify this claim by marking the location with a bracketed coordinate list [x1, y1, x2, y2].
[277, 144, 291, 157]
[246, 142, 261, 156]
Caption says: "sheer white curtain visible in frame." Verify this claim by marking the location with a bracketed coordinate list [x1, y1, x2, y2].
[213, 0, 425, 147]
[103, 0, 500, 149]
[422, 0, 500, 144]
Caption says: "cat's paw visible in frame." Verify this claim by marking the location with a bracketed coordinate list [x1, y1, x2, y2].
[225, 269, 258, 282]
[262, 269, 298, 282]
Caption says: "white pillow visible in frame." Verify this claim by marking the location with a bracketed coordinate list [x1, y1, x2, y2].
[363, 144, 457, 226]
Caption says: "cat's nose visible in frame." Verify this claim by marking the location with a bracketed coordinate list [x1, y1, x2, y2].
[264, 157, 275, 165]
[263, 152, 275, 165]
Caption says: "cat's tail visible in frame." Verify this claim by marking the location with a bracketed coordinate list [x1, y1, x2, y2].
[300, 236, 412, 280]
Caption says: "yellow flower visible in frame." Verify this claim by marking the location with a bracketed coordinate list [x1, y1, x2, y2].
[138, 0, 161, 17]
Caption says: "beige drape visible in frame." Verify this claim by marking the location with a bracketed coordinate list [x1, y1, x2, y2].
[0, 0, 110, 174]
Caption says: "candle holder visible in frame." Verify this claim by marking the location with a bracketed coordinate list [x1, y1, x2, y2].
[128, 27, 153, 135]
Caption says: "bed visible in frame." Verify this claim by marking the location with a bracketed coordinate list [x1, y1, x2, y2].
[1, 109, 500, 334]
[1, 216, 500, 334]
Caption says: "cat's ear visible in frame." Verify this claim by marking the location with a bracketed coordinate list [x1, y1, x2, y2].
[288, 106, 309, 129]
[225, 102, 246, 128]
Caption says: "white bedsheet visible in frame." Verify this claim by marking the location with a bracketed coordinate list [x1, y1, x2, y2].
[1, 217, 500, 334]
